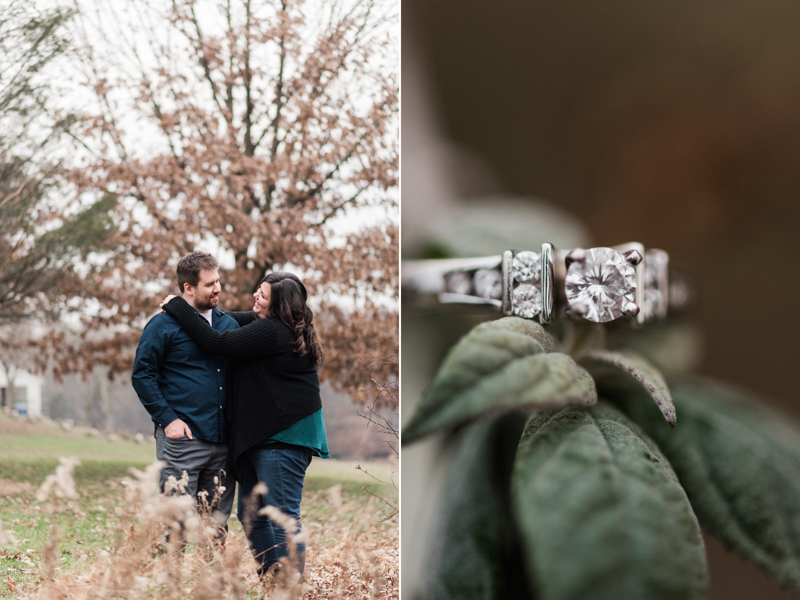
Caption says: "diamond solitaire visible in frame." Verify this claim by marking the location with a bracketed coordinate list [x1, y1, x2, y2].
[565, 247, 638, 323]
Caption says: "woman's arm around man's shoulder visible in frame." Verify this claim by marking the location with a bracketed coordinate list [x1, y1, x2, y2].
[163, 296, 282, 359]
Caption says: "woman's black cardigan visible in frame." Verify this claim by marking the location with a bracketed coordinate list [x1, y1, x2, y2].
[163, 297, 322, 479]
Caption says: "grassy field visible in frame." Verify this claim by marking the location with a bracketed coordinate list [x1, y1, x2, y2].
[0, 412, 398, 599]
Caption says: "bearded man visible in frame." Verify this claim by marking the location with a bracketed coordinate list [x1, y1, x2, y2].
[132, 251, 239, 531]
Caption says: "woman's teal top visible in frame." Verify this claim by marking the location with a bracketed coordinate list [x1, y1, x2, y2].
[262, 408, 330, 458]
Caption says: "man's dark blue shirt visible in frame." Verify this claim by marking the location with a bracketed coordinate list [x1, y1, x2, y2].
[132, 307, 239, 443]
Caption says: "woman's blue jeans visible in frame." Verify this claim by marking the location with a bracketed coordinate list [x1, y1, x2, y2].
[237, 446, 312, 575]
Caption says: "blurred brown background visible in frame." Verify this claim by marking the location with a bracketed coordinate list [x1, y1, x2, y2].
[403, 0, 800, 598]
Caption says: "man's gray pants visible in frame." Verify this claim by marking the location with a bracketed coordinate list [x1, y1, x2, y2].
[155, 427, 235, 528]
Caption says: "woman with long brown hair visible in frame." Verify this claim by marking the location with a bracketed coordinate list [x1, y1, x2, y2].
[162, 271, 328, 577]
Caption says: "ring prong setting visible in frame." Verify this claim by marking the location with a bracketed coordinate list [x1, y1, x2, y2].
[622, 301, 640, 318]
[623, 249, 643, 266]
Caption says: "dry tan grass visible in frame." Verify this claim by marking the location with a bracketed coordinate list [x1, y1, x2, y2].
[301, 489, 398, 600]
[9, 460, 398, 600]
[0, 414, 38, 434]
[0, 480, 34, 495]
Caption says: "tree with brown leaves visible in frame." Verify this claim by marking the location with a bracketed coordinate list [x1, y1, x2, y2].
[58, 0, 398, 399]
[0, 3, 126, 397]
[0, 2, 113, 325]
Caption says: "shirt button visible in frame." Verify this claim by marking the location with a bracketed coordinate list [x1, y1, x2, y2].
[217, 369, 220, 372]
[219, 387, 222, 390]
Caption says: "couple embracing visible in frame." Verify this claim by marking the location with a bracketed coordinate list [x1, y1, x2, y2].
[132, 251, 328, 577]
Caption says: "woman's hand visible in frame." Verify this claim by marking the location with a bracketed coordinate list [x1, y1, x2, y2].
[158, 294, 178, 312]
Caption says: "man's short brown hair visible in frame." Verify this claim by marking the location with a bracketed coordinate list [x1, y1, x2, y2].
[177, 251, 219, 293]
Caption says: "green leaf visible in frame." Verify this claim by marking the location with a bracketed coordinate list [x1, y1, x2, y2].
[512, 402, 707, 600]
[615, 377, 800, 595]
[579, 350, 676, 427]
[403, 318, 597, 443]
[419, 413, 532, 600]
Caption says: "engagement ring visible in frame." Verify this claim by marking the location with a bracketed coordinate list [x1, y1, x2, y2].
[403, 242, 689, 325]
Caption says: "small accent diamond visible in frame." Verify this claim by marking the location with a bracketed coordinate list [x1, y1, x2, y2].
[644, 289, 662, 319]
[643, 261, 658, 318]
[513, 284, 542, 318]
[474, 269, 502, 299]
[565, 247, 636, 323]
[643, 250, 668, 319]
[644, 261, 659, 286]
[512, 251, 541, 282]
[446, 271, 472, 295]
